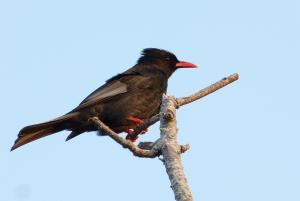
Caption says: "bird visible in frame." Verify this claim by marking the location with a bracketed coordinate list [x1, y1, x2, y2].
[11, 48, 197, 151]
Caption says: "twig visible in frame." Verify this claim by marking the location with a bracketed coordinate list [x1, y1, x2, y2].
[89, 117, 159, 158]
[138, 141, 190, 154]
[176, 73, 239, 106]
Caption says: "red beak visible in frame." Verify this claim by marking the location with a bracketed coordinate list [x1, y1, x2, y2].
[175, 61, 197, 68]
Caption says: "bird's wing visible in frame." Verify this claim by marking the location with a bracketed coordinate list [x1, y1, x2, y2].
[72, 70, 140, 112]
[72, 80, 128, 111]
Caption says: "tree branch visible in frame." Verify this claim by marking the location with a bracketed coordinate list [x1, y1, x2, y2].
[90, 73, 239, 201]
[159, 95, 193, 201]
[89, 117, 159, 158]
[176, 73, 239, 106]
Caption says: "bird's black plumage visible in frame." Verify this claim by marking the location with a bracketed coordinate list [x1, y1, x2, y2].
[11, 48, 196, 151]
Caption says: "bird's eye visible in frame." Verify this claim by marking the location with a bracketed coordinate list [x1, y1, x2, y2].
[165, 57, 171, 61]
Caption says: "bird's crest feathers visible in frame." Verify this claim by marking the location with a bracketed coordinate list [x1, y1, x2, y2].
[138, 48, 178, 64]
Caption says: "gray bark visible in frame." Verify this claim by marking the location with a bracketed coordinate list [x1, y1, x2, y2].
[159, 95, 193, 201]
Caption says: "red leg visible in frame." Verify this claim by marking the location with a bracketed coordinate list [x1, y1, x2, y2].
[124, 116, 149, 142]
[127, 117, 144, 124]
[127, 116, 148, 134]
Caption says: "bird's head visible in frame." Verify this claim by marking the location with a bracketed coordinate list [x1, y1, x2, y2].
[137, 48, 197, 77]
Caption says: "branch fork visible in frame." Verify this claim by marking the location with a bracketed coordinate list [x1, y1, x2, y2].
[90, 73, 239, 201]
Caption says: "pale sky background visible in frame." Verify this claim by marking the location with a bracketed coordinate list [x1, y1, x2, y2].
[0, 0, 299, 201]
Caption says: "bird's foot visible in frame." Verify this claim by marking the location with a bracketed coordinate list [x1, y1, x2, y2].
[125, 116, 148, 142]
[127, 116, 148, 134]
[124, 129, 138, 142]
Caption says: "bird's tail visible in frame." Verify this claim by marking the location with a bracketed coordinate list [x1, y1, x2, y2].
[11, 112, 79, 151]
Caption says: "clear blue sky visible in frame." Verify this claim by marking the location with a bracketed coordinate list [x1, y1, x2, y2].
[1, 0, 299, 201]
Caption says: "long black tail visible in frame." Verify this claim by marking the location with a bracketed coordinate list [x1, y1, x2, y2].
[11, 112, 79, 151]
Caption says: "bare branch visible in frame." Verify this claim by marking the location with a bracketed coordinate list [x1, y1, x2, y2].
[138, 141, 190, 154]
[160, 95, 193, 201]
[89, 117, 159, 158]
[176, 73, 239, 106]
